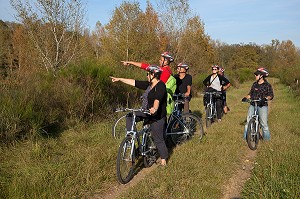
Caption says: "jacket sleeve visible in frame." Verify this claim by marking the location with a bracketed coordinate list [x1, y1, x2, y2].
[203, 75, 211, 86]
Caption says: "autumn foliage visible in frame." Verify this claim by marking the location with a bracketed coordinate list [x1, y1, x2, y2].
[0, 0, 299, 141]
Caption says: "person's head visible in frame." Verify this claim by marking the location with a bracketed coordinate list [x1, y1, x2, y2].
[254, 67, 269, 81]
[160, 52, 174, 66]
[211, 65, 219, 74]
[219, 67, 225, 76]
[177, 63, 189, 74]
[146, 65, 163, 82]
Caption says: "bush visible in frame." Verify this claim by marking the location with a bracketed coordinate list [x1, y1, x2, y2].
[0, 60, 142, 143]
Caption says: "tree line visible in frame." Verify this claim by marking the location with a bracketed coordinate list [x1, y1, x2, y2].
[0, 0, 299, 142]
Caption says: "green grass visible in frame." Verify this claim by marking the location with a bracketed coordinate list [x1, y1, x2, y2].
[0, 78, 299, 198]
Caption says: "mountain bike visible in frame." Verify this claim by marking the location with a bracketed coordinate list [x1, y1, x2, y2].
[166, 94, 204, 145]
[243, 99, 262, 150]
[114, 108, 158, 184]
[204, 91, 223, 127]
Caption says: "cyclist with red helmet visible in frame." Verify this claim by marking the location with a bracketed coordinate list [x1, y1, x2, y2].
[110, 65, 168, 166]
[203, 65, 231, 122]
[174, 63, 192, 113]
[121, 52, 174, 83]
[242, 67, 274, 140]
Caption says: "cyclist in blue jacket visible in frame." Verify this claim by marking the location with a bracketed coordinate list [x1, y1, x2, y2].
[242, 68, 274, 140]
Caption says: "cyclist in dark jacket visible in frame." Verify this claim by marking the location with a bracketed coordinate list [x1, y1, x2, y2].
[242, 68, 274, 140]
[203, 65, 230, 121]
[110, 65, 168, 166]
[174, 63, 192, 113]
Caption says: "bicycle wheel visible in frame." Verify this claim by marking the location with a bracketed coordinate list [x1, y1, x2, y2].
[205, 105, 212, 128]
[112, 114, 127, 139]
[246, 118, 259, 150]
[169, 113, 203, 145]
[186, 113, 204, 140]
[116, 136, 136, 184]
[143, 133, 158, 167]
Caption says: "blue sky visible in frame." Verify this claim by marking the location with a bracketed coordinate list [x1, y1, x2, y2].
[1, 0, 299, 47]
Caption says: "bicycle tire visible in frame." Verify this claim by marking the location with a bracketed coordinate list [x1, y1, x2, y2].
[169, 113, 203, 145]
[187, 113, 204, 140]
[143, 133, 158, 167]
[246, 118, 259, 150]
[116, 136, 136, 184]
[112, 114, 127, 139]
[205, 105, 212, 128]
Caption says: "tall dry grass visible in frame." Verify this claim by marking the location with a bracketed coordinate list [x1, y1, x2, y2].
[0, 78, 299, 198]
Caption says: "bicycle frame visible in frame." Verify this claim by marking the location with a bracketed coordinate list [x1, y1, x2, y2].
[115, 108, 152, 160]
[250, 100, 261, 136]
[205, 91, 222, 119]
[165, 94, 189, 136]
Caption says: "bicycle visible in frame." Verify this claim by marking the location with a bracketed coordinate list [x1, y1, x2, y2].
[166, 93, 204, 145]
[203, 91, 223, 127]
[114, 107, 158, 184]
[242, 99, 263, 150]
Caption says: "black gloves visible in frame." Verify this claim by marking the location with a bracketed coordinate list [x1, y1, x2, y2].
[241, 97, 248, 102]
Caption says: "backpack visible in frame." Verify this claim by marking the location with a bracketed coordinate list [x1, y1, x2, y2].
[165, 75, 176, 115]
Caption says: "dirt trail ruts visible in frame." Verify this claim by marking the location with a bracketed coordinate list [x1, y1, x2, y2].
[92, 163, 159, 199]
[221, 149, 257, 199]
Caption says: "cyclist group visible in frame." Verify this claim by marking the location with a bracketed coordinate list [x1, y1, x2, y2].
[110, 52, 274, 167]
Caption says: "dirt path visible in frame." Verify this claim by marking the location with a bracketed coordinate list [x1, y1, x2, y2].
[92, 162, 159, 199]
[221, 148, 257, 199]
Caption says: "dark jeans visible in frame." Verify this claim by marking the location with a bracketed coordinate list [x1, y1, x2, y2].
[204, 95, 223, 119]
[126, 112, 168, 159]
[215, 99, 223, 119]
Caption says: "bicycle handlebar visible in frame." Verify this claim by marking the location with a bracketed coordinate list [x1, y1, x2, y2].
[242, 98, 267, 103]
[204, 91, 223, 95]
[114, 107, 151, 115]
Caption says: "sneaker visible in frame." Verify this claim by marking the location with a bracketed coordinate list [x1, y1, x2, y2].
[218, 119, 222, 122]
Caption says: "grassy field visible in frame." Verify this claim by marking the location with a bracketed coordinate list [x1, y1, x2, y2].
[0, 79, 299, 198]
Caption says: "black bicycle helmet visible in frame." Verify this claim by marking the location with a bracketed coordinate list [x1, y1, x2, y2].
[254, 67, 269, 77]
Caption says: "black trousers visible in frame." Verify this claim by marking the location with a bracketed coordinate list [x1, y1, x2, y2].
[126, 112, 168, 159]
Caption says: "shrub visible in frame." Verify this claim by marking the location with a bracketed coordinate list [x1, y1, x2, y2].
[0, 60, 142, 143]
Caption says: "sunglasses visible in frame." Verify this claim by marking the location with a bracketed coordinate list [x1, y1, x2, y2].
[212, 68, 218, 71]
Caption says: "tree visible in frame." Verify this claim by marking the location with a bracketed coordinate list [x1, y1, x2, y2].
[176, 16, 215, 74]
[0, 20, 13, 77]
[10, 0, 87, 72]
[156, 0, 191, 58]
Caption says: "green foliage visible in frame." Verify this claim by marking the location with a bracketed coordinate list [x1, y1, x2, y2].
[193, 72, 210, 94]
[234, 67, 253, 84]
[0, 60, 142, 142]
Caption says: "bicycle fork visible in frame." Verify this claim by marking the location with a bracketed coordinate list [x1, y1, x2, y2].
[123, 132, 137, 161]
